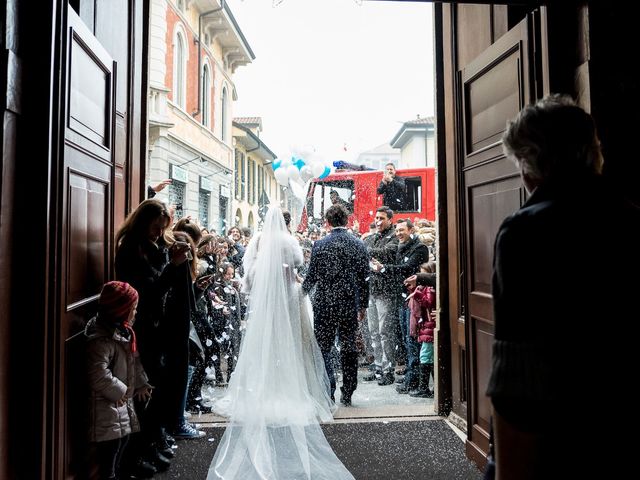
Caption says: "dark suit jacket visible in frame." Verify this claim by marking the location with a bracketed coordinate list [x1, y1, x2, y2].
[302, 228, 370, 321]
[377, 176, 406, 211]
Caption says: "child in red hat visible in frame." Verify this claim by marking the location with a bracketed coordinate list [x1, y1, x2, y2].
[85, 281, 153, 480]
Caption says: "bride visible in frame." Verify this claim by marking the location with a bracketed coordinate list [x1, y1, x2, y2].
[208, 207, 354, 480]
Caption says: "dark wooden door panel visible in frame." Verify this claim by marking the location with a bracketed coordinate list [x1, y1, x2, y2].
[465, 174, 522, 452]
[466, 51, 521, 155]
[66, 18, 113, 162]
[65, 168, 109, 310]
[457, 14, 544, 467]
[59, 8, 115, 479]
[94, 0, 129, 113]
[467, 172, 522, 298]
[63, 8, 114, 326]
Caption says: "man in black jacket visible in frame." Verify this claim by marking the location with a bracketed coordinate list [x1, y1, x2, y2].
[365, 206, 400, 386]
[371, 218, 429, 394]
[377, 163, 406, 211]
[302, 205, 370, 406]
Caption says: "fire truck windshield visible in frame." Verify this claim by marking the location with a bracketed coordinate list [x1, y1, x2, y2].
[306, 180, 354, 227]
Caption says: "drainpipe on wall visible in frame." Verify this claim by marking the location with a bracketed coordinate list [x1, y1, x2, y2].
[192, 0, 226, 119]
[246, 137, 260, 154]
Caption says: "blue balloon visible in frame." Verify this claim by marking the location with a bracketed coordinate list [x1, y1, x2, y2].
[272, 159, 282, 170]
[318, 166, 331, 179]
[293, 158, 306, 170]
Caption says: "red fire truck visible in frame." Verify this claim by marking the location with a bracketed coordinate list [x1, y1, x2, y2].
[298, 164, 436, 235]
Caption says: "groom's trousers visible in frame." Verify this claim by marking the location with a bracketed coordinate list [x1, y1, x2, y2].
[314, 305, 359, 397]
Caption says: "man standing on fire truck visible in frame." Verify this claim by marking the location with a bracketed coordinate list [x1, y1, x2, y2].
[377, 163, 406, 211]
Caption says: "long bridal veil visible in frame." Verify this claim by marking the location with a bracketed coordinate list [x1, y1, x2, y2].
[208, 207, 354, 480]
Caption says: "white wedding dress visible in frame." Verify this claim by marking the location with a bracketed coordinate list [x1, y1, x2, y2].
[208, 207, 354, 480]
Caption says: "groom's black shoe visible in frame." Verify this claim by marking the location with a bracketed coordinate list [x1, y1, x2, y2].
[339, 387, 352, 407]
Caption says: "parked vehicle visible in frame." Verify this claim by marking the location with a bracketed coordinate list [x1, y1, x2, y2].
[298, 165, 436, 234]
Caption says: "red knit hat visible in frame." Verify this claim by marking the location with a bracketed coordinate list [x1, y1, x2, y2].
[98, 281, 139, 325]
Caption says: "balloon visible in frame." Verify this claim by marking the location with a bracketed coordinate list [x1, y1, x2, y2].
[280, 158, 292, 170]
[274, 167, 289, 186]
[318, 166, 331, 179]
[311, 162, 325, 177]
[299, 165, 314, 182]
[293, 158, 306, 170]
[286, 164, 300, 182]
[288, 179, 309, 202]
[272, 159, 281, 170]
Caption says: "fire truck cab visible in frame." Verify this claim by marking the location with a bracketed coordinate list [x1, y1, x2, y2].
[298, 165, 436, 235]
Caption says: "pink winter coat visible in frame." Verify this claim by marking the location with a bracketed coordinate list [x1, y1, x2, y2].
[408, 286, 436, 342]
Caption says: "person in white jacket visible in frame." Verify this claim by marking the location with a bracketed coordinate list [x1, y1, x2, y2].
[85, 281, 152, 480]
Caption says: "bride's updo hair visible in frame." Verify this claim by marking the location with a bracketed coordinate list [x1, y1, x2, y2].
[281, 209, 291, 227]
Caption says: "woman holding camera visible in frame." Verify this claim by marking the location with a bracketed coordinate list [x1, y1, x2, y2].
[114, 199, 198, 475]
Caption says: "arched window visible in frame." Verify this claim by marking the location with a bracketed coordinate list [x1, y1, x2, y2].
[221, 86, 228, 142]
[173, 30, 186, 109]
[202, 64, 211, 127]
[177, 0, 184, 11]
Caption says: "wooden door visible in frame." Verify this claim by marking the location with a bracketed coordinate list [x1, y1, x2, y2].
[457, 13, 546, 466]
[58, 8, 116, 478]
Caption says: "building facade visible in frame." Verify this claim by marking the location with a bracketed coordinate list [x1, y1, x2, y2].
[356, 143, 401, 170]
[148, 0, 254, 231]
[390, 116, 436, 169]
[232, 117, 280, 232]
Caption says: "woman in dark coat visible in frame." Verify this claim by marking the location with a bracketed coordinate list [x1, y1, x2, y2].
[114, 199, 192, 471]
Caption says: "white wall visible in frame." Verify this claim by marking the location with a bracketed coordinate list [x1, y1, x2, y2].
[399, 134, 424, 168]
[426, 134, 436, 168]
[399, 132, 436, 169]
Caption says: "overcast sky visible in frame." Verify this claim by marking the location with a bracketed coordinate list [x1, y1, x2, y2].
[227, 0, 434, 164]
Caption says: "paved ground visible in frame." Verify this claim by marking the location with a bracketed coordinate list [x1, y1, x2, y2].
[193, 366, 435, 424]
[156, 367, 481, 479]
[157, 419, 481, 480]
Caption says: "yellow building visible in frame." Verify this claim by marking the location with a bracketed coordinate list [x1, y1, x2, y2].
[232, 118, 283, 232]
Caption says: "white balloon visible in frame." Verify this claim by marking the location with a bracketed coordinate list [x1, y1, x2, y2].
[286, 164, 300, 182]
[274, 167, 289, 186]
[312, 162, 325, 177]
[288, 179, 308, 201]
[300, 165, 314, 183]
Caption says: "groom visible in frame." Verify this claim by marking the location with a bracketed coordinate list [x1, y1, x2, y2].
[302, 204, 370, 406]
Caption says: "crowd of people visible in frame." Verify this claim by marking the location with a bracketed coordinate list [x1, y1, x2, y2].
[86, 197, 265, 478]
[85, 192, 438, 479]
[84, 94, 640, 479]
